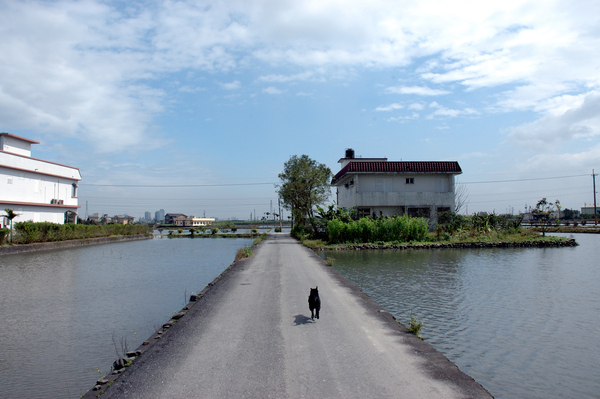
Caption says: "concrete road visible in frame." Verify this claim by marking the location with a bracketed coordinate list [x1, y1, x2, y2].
[100, 234, 492, 398]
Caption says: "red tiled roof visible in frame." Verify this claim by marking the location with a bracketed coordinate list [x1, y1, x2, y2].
[331, 161, 462, 184]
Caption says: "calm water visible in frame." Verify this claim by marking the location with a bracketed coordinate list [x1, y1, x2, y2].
[319, 233, 600, 398]
[0, 237, 252, 399]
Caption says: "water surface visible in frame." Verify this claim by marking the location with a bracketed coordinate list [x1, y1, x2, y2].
[0, 237, 251, 399]
[320, 234, 600, 398]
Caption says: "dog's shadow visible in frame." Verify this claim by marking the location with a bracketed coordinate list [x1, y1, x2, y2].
[293, 314, 315, 326]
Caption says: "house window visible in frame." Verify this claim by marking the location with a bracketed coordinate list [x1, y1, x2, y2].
[405, 178, 414, 184]
[407, 207, 431, 218]
[357, 207, 371, 218]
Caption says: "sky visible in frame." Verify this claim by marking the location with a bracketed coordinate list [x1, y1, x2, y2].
[1, 0, 599, 220]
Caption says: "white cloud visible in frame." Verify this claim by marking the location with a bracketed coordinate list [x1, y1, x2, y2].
[427, 102, 479, 118]
[375, 103, 403, 111]
[409, 103, 425, 110]
[221, 80, 242, 90]
[508, 92, 600, 151]
[387, 112, 420, 122]
[262, 86, 285, 94]
[385, 86, 450, 96]
[257, 71, 320, 83]
[522, 143, 600, 172]
[1, 0, 599, 155]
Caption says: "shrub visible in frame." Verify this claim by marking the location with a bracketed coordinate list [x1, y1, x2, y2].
[326, 215, 428, 244]
[407, 313, 423, 339]
[235, 246, 253, 260]
[12, 222, 150, 244]
[0, 228, 9, 245]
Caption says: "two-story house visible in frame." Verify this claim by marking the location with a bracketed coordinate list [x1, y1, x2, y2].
[1, 133, 81, 226]
[331, 149, 462, 223]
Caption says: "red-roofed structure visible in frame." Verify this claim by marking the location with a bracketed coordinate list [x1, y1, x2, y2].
[331, 149, 462, 223]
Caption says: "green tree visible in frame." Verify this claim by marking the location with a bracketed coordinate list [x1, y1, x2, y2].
[4, 209, 18, 243]
[532, 198, 561, 237]
[277, 155, 332, 235]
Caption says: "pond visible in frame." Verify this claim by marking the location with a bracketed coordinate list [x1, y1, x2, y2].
[0, 237, 252, 399]
[319, 233, 600, 398]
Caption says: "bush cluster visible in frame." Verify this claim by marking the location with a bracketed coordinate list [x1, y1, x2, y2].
[435, 211, 523, 238]
[0, 228, 9, 245]
[326, 215, 428, 244]
[13, 222, 150, 244]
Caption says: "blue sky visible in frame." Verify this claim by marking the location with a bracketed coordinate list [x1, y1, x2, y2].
[2, 0, 599, 220]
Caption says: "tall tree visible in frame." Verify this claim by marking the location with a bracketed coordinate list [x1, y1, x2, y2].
[532, 198, 561, 237]
[4, 208, 18, 243]
[277, 155, 332, 234]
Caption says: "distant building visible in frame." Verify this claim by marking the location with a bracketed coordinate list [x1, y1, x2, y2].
[331, 149, 462, 223]
[165, 213, 186, 224]
[155, 209, 165, 223]
[174, 216, 215, 227]
[144, 211, 152, 222]
[88, 213, 101, 223]
[581, 205, 599, 215]
[1, 132, 81, 226]
[113, 215, 135, 224]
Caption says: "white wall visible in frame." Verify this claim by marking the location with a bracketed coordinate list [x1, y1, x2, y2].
[336, 173, 456, 218]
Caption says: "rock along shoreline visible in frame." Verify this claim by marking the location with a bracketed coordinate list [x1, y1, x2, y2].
[316, 238, 578, 251]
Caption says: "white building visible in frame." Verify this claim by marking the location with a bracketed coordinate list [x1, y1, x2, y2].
[174, 216, 215, 227]
[331, 149, 462, 223]
[1, 133, 81, 226]
[581, 205, 599, 216]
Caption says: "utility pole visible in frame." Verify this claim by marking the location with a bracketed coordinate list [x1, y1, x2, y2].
[593, 169, 598, 225]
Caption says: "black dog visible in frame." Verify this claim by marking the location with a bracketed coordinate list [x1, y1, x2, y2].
[308, 287, 321, 320]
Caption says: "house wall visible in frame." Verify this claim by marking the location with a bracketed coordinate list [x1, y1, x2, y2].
[336, 173, 455, 219]
[0, 135, 33, 157]
[0, 203, 68, 226]
[1, 147, 81, 226]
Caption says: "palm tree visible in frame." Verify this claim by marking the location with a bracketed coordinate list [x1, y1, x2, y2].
[4, 209, 18, 243]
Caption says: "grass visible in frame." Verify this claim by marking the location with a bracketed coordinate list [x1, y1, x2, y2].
[235, 246, 253, 261]
[407, 313, 423, 339]
[299, 228, 573, 251]
[301, 238, 327, 249]
[252, 233, 268, 246]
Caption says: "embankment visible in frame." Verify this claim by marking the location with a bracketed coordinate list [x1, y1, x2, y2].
[316, 238, 578, 251]
[0, 234, 152, 256]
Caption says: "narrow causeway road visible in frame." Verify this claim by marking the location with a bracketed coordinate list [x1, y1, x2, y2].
[100, 233, 492, 398]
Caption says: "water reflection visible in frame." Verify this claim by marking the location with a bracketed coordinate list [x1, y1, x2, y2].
[0, 237, 252, 399]
[320, 234, 600, 399]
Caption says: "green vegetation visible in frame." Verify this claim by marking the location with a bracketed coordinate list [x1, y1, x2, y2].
[9, 222, 150, 244]
[532, 198, 561, 237]
[407, 313, 423, 339]
[4, 208, 18, 243]
[277, 154, 332, 236]
[235, 246, 253, 261]
[252, 233, 268, 246]
[0, 228, 9, 245]
[327, 215, 428, 244]
[293, 205, 571, 249]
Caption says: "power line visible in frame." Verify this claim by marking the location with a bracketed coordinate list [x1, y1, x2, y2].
[80, 182, 278, 187]
[460, 174, 588, 184]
